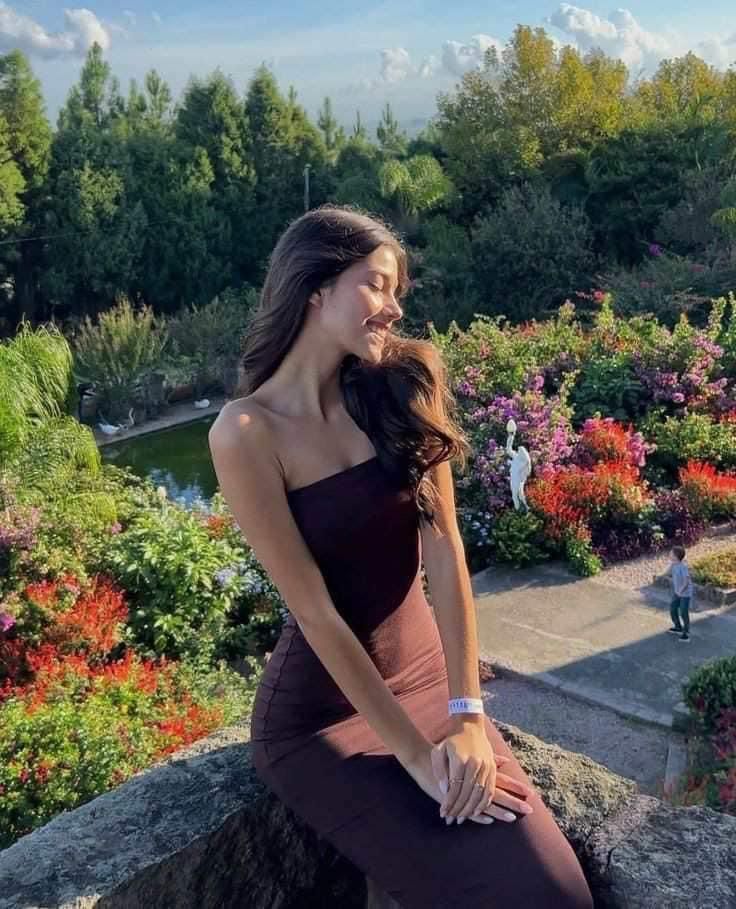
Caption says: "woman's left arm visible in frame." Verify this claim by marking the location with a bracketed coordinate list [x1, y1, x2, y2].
[420, 458, 496, 817]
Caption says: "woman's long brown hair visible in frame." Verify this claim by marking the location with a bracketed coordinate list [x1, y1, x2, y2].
[235, 203, 470, 527]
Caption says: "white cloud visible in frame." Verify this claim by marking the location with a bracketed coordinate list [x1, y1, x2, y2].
[352, 46, 438, 91]
[547, 4, 736, 72]
[442, 34, 504, 77]
[357, 33, 502, 92]
[152, 12, 162, 25]
[0, 4, 110, 58]
[694, 37, 736, 69]
[547, 4, 669, 70]
[380, 47, 412, 84]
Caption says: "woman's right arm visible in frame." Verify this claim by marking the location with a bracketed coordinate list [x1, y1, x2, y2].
[208, 403, 430, 769]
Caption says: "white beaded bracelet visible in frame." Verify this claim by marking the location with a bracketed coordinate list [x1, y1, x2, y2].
[448, 697, 484, 715]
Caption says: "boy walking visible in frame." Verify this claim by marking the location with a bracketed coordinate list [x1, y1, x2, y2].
[667, 545, 693, 643]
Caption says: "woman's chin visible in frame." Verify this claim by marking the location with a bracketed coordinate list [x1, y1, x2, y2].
[355, 336, 385, 363]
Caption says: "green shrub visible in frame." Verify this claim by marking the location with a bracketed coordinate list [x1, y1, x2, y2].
[691, 549, 736, 590]
[684, 655, 736, 734]
[569, 352, 645, 423]
[644, 413, 736, 477]
[564, 533, 602, 576]
[599, 252, 713, 325]
[165, 291, 253, 397]
[72, 296, 169, 422]
[100, 501, 250, 663]
[471, 181, 597, 322]
[0, 323, 75, 462]
[407, 215, 477, 333]
[490, 510, 548, 568]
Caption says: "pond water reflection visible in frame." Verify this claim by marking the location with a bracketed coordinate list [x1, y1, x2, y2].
[101, 415, 218, 507]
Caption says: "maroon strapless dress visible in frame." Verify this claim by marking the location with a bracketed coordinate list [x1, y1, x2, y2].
[249, 456, 593, 908]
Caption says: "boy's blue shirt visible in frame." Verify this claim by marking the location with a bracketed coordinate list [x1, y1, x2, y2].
[671, 561, 693, 598]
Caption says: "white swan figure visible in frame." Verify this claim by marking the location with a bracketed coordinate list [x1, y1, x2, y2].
[97, 413, 124, 436]
[193, 398, 210, 409]
[505, 419, 532, 511]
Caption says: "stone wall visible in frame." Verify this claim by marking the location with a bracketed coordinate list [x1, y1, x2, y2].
[1, 720, 734, 908]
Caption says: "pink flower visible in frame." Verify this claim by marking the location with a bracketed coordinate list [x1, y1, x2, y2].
[0, 612, 15, 633]
[672, 392, 685, 404]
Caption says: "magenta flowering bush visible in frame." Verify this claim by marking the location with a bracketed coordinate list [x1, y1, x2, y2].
[632, 316, 735, 415]
[463, 373, 576, 512]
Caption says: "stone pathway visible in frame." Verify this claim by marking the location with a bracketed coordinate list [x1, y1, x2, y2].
[481, 673, 674, 796]
[471, 561, 736, 730]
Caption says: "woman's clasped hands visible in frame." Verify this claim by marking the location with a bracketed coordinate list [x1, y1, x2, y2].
[431, 724, 534, 826]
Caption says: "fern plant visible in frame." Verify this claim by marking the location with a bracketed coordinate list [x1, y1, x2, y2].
[0, 323, 101, 494]
[0, 322, 75, 462]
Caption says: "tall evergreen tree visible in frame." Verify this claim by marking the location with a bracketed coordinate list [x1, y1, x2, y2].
[376, 102, 408, 157]
[42, 44, 144, 317]
[0, 50, 51, 326]
[244, 65, 327, 277]
[317, 96, 340, 151]
[352, 109, 367, 141]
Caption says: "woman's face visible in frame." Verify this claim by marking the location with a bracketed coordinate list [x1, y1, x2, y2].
[312, 243, 403, 363]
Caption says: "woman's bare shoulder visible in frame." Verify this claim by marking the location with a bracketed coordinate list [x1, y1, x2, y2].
[208, 397, 283, 480]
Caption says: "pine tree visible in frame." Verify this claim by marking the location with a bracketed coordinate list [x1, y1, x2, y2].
[0, 50, 51, 325]
[352, 109, 367, 140]
[376, 102, 407, 157]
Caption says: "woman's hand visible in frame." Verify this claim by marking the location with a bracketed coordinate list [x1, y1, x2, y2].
[431, 728, 535, 825]
[402, 740, 533, 826]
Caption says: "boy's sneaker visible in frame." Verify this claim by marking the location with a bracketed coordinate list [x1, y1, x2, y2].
[667, 626, 683, 634]
[679, 632, 690, 643]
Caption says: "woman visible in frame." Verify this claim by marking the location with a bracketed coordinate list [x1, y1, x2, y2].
[208, 204, 593, 908]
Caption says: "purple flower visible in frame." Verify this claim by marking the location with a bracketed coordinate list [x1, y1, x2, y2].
[457, 380, 477, 398]
[672, 392, 685, 403]
[214, 567, 238, 587]
[0, 506, 40, 552]
[648, 243, 663, 257]
[0, 612, 15, 633]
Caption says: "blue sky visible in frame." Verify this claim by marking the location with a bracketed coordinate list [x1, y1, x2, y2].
[2, 1, 735, 132]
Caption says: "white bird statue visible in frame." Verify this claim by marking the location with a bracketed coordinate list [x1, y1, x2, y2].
[97, 413, 125, 436]
[122, 407, 135, 428]
[193, 398, 210, 409]
[505, 418, 532, 511]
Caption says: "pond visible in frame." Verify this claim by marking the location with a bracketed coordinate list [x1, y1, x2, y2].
[100, 416, 218, 507]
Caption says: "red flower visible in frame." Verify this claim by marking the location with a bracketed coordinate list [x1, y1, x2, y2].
[23, 580, 59, 607]
[54, 576, 128, 655]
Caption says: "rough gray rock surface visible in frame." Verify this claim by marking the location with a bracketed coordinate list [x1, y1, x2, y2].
[0, 720, 734, 908]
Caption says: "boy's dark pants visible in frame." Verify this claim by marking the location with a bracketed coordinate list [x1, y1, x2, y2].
[670, 596, 691, 633]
